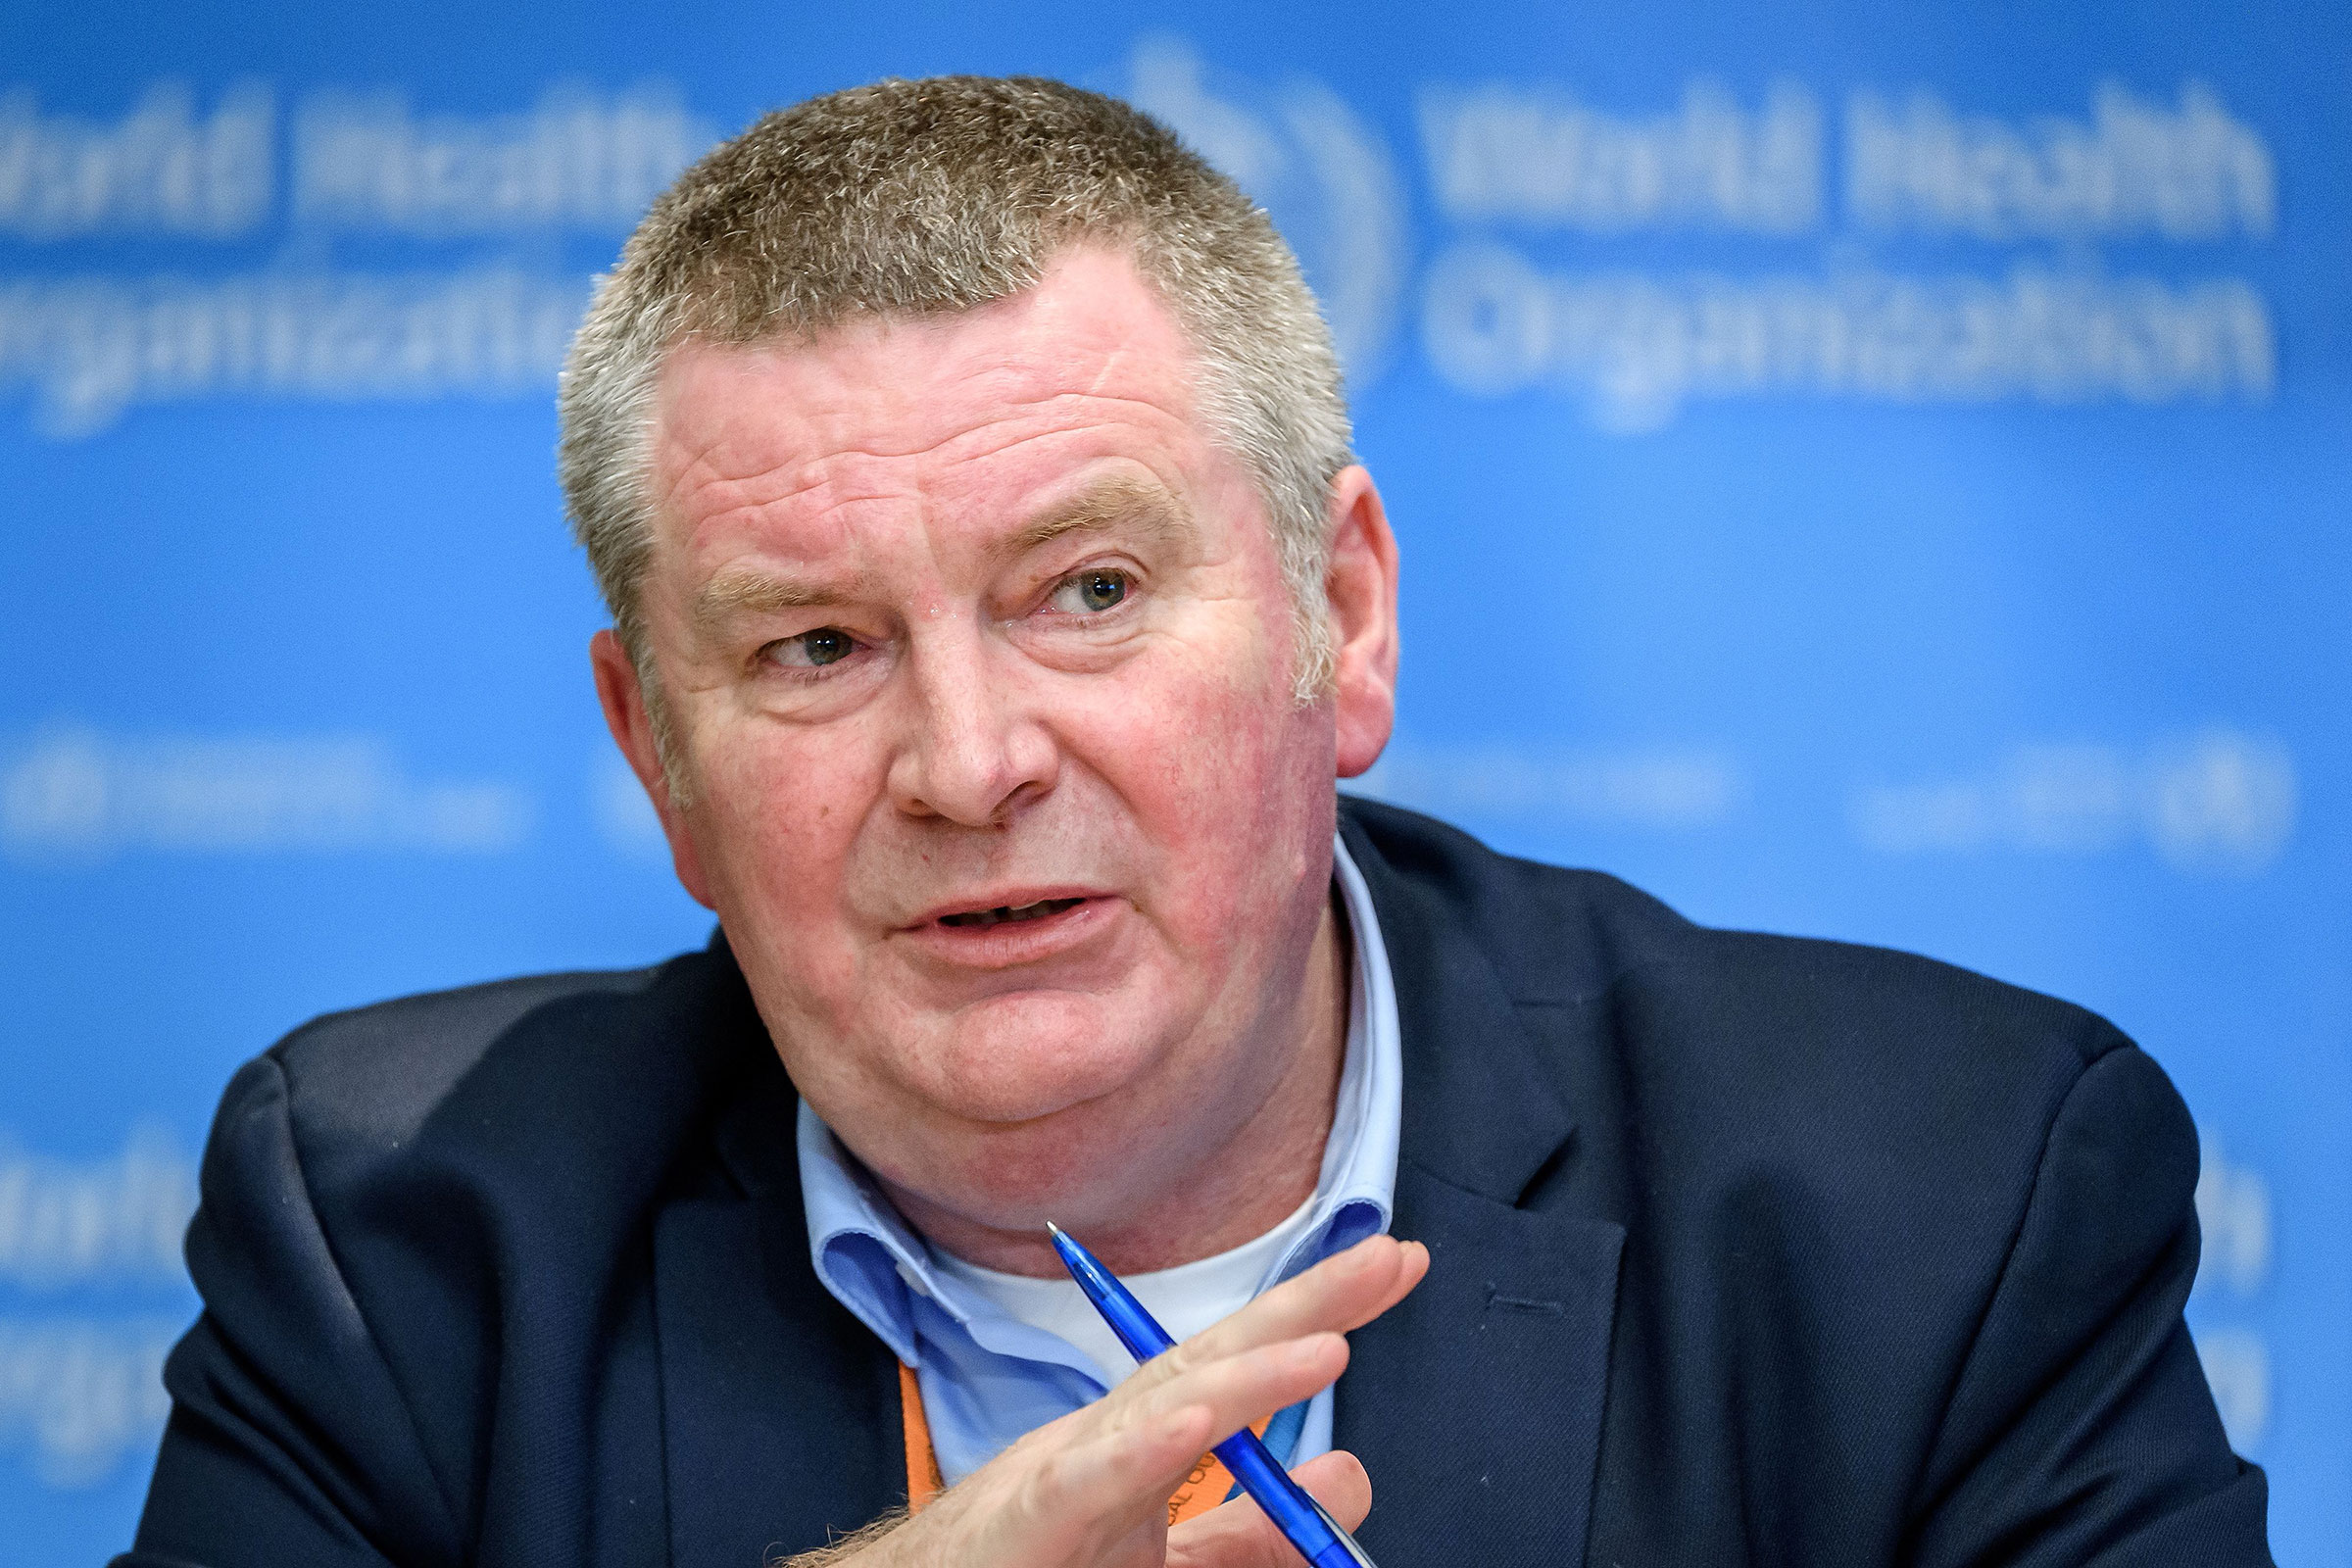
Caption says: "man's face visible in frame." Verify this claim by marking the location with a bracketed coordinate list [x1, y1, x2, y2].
[600, 247, 1396, 1231]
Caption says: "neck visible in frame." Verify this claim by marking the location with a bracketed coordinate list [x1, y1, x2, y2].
[882, 894, 1353, 1278]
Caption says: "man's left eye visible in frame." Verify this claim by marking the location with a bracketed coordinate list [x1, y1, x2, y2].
[1049, 569, 1131, 614]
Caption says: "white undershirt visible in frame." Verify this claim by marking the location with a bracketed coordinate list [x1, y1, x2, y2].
[925, 1189, 1326, 1386]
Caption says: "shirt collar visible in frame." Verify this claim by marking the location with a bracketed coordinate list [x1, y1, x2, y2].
[796, 831, 1404, 1377]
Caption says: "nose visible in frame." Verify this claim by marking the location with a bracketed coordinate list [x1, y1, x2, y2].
[885, 623, 1058, 826]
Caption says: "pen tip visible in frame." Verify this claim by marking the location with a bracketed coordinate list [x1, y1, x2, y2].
[1045, 1221, 1064, 1239]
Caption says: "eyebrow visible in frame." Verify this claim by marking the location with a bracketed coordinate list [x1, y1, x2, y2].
[689, 477, 1197, 632]
[1005, 475, 1197, 558]
[692, 566, 851, 633]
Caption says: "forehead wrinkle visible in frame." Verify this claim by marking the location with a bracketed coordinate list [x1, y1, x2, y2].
[672, 466, 864, 538]
[662, 398, 1129, 533]
[937, 389, 1200, 471]
[685, 394, 1200, 549]
[658, 420, 933, 570]
[652, 327, 1217, 628]
[746, 385, 1193, 491]
[658, 324, 1200, 500]
[659, 422, 877, 521]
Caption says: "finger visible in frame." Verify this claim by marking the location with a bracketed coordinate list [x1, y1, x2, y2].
[1156, 1236, 1428, 1378]
[912, 1398, 1212, 1565]
[1117, 1332, 1350, 1450]
[1021, 1397, 1218, 1526]
[1282, 1449, 1373, 1532]
[1232, 1236, 1427, 1343]
[1126, 1241, 1396, 1411]
[1164, 1449, 1373, 1568]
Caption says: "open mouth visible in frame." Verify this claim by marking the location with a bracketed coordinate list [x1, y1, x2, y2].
[938, 897, 1087, 930]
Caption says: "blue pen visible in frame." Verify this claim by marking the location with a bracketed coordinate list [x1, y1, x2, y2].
[1048, 1223, 1379, 1568]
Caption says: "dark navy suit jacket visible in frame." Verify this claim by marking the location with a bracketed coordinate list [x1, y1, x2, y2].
[120, 801, 2273, 1567]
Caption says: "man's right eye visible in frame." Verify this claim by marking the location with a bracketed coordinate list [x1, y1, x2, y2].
[764, 628, 858, 669]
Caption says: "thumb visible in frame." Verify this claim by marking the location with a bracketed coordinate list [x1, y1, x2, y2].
[1163, 1450, 1371, 1568]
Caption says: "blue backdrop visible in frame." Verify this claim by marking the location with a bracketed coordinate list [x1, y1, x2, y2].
[2, 2, 2344, 1561]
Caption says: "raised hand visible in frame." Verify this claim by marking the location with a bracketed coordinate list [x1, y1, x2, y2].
[802, 1234, 1428, 1568]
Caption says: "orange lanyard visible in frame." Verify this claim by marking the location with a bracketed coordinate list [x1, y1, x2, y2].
[898, 1361, 1269, 1527]
[899, 1363, 947, 1509]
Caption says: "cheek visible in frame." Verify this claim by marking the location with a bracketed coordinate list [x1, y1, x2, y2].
[684, 721, 872, 945]
[1077, 628, 1336, 939]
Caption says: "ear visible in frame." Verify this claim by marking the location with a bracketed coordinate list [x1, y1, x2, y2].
[590, 629, 716, 909]
[1322, 466, 1400, 779]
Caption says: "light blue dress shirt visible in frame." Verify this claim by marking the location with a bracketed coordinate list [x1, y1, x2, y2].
[797, 833, 1403, 1486]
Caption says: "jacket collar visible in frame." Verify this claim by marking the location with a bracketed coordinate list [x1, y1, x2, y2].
[1334, 803, 1624, 1567]
[1337, 804, 1577, 1202]
[653, 954, 906, 1566]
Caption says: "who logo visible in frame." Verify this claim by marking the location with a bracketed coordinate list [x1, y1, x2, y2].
[1123, 37, 1408, 391]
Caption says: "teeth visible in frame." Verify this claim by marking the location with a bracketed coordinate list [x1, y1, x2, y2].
[941, 897, 1084, 929]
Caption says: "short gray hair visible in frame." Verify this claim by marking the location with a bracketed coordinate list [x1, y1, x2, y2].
[558, 74, 1355, 769]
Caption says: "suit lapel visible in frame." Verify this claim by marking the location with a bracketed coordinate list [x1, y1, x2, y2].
[654, 1047, 903, 1567]
[1340, 1168, 1623, 1565]
[1337, 811, 1625, 1567]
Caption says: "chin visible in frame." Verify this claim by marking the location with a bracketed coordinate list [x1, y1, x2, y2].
[918, 988, 1176, 1127]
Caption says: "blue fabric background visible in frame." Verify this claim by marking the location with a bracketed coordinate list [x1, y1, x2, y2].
[0, 2, 2341, 1561]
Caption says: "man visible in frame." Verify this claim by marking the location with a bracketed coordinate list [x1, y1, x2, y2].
[120, 76, 2272, 1567]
